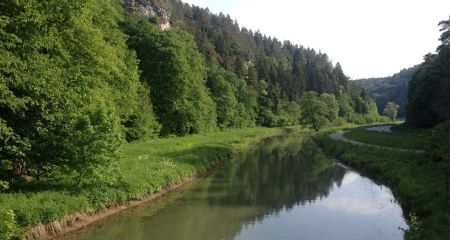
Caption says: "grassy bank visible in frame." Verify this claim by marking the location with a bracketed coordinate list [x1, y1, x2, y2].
[315, 130, 449, 240]
[0, 127, 285, 239]
[343, 126, 431, 150]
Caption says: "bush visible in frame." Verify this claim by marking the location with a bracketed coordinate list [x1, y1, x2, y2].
[0, 210, 18, 240]
[0, 181, 9, 192]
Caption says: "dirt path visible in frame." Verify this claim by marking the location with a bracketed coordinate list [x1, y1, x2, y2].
[328, 130, 426, 154]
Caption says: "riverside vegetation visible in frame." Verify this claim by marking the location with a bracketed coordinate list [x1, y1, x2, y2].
[317, 16, 450, 239]
[316, 123, 450, 240]
[1, 0, 449, 239]
[0, 127, 284, 239]
[0, 0, 388, 239]
[343, 126, 430, 150]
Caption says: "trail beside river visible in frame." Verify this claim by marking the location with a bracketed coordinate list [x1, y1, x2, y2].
[329, 126, 426, 154]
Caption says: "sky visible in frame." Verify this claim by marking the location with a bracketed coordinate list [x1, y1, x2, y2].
[181, 0, 450, 79]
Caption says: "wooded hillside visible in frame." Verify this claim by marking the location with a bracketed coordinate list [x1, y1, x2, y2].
[354, 66, 419, 118]
[0, 0, 384, 224]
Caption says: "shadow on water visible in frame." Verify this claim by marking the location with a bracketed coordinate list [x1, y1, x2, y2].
[61, 134, 407, 240]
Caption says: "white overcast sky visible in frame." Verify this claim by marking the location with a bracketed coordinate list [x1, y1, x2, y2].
[181, 0, 450, 79]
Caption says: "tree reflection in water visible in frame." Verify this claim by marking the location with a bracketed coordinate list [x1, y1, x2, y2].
[63, 134, 405, 240]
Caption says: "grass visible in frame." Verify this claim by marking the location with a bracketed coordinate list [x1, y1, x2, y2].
[343, 125, 431, 150]
[0, 127, 286, 239]
[315, 132, 450, 240]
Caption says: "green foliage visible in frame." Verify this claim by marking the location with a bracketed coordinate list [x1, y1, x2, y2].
[384, 102, 400, 121]
[162, 1, 386, 128]
[298, 91, 374, 130]
[122, 84, 161, 141]
[354, 66, 418, 118]
[317, 131, 450, 239]
[0, 0, 158, 185]
[207, 65, 256, 129]
[208, 71, 238, 128]
[255, 80, 277, 127]
[277, 101, 302, 126]
[0, 181, 9, 192]
[0, 0, 391, 237]
[320, 93, 339, 123]
[407, 16, 450, 127]
[430, 121, 450, 160]
[123, 0, 381, 132]
[122, 18, 216, 135]
[0, 209, 18, 240]
[64, 100, 123, 187]
[429, 121, 450, 197]
[300, 92, 329, 131]
[344, 127, 430, 150]
[169, 1, 349, 97]
[337, 93, 355, 118]
[405, 212, 423, 240]
[338, 87, 385, 124]
[0, 127, 282, 239]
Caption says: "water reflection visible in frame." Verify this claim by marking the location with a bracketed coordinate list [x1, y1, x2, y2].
[62, 134, 407, 240]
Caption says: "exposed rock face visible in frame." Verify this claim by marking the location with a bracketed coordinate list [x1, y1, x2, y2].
[125, 0, 171, 30]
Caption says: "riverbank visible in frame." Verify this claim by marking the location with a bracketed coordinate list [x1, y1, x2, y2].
[60, 132, 408, 240]
[343, 126, 431, 150]
[0, 127, 288, 240]
[315, 128, 450, 240]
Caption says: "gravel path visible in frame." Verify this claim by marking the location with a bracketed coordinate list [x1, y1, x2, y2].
[328, 130, 426, 154]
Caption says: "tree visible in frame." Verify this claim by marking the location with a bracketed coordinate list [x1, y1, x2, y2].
[320, 93, 339, 124]
[406, 16, 450, 127]
[438, 16, 450, 50]
[0, 0, 153, 184]
[354, 66, 419, 118]
[207, 68, 238, 129]
[384, 102, 400, 121]
[333, 62, 348, 91]
[123, 19, 217, 135]
[337, 93, 355, 118]
[277, 101, 301, 126]
[300, 92, 328, 131]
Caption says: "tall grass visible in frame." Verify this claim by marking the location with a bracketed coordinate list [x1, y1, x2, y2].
[0, 127, 283, 239]
[343, 127, 431, 150]
[316, 134, 449, 240]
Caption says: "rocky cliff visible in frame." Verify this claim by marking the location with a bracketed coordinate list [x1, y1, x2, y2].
[125, 0, 171, 30]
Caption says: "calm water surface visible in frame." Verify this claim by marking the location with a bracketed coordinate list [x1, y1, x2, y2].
[61, 135, 407, 240]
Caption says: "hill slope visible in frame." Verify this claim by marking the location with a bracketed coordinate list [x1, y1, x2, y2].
[354, 66, 418, 118]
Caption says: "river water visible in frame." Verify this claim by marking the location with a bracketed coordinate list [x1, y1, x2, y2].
[61, 134, 408, 240]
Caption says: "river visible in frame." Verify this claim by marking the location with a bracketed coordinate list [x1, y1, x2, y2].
[60, 134, 408, 240]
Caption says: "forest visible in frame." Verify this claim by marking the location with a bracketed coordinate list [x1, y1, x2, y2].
[0, 0, 384, 192]
[1, 0, 448, 239]
[354, 66, 418, 118]
[406, 17, 450, 128]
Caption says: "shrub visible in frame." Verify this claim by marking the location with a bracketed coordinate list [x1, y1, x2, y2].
[0, 181, 9, 192]
[0, 210, 18, 240]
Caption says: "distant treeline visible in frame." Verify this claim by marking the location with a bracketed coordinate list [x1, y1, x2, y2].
[354, 66, 419, 118]
[0, 0, 384, 189]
